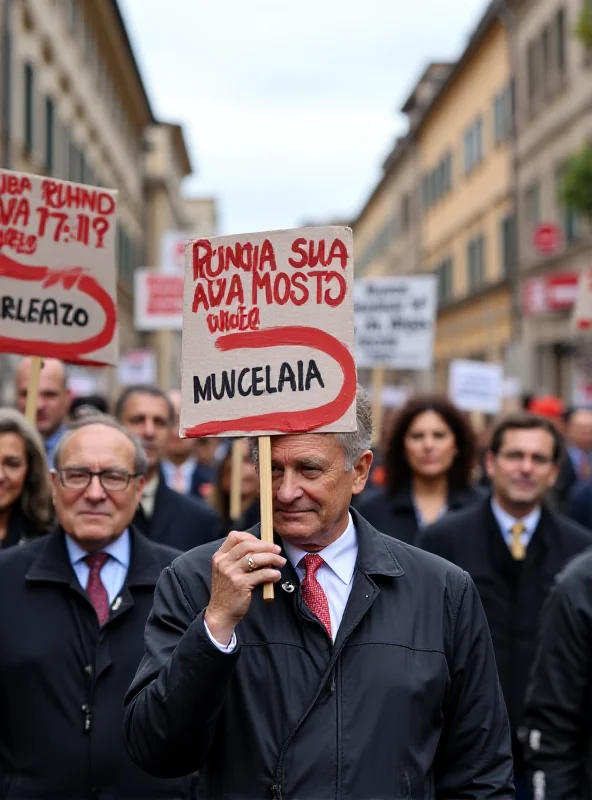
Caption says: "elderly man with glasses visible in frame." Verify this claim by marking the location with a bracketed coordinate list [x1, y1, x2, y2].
[0, 415, 198, 800]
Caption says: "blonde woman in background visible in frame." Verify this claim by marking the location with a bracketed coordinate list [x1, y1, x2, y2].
[0, 409, 54, 547]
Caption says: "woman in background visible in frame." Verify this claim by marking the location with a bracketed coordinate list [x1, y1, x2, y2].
[211, 438, 260, 535]
[0, 408, 54, 547]
[357, 394, 483, 544]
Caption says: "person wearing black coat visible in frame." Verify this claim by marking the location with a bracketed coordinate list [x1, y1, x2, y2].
[419, 412, 592, 800]
[123, 389, 514, 800]
[115, 385, 221, 551]
[0, 416, 196, 799]
[356, 394, 483, 544]
[524, 548, 592, 799]
[133, 468, 222, 551]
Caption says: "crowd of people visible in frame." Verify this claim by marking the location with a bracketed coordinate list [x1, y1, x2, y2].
[2, 357, 592, 797]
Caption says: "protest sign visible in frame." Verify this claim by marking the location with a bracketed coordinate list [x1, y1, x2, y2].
[134, 268, 183, 331]
[572, 270, 592, 331]
[448, 359, 503, 414]
[160, 230, 187, 272]
[0, 169, 118, 367]
[180, 226, 357, 438]
[354, 275, 437, 370]
[117, 349, 158, 386]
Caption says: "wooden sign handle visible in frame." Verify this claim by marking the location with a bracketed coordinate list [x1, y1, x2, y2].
[370, 367, 384, 448]
[25, 356, 43, 426]
[258, 435, 275, 602]
[229, 439, 243, 522]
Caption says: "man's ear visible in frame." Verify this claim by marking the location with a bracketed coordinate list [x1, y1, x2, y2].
[352, 450, 373, 496]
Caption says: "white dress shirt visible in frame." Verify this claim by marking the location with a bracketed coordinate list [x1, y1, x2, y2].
[66, 529, 131, 605]
[162, 457, 197, 495]
[205, 514, 358, 651]
[490, 499, 541, 552]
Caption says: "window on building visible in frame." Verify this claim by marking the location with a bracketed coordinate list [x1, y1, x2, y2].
[464, 116, 483, 174]
[467, 234, 486, 292]
[500, 214, 516, 279]
[524, 182, 541, 229]
[542, 25, 552, 89]
[69, 140, 80, 182]
[24, 62, 34, 155]
[400, 193, 411, 232]
[493, 83, 514, 144]
[556, 8, 566, 75]
[422, 150, 453, 210]
[437, 257, 454, 305]
[44, 97, 54, 172]
[527, 39, 543, 108]
[556, 163, 580, 244]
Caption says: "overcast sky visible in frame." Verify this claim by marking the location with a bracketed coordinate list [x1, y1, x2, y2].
[119, 0, 489, 236]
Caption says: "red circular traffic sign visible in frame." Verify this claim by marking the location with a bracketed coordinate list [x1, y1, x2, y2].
[533, 223, 562, 255]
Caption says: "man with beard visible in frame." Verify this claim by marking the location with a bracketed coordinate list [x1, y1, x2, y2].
[115, 385, 221, 551]
[419, 413, 592, 800]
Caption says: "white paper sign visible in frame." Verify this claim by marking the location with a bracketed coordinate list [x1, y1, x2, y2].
[354, 276, 437, 370]
[180, 227, 356, 437]
[0, 169, 118, 365]
[160, 230, 188, 272]
[448, 359, 503, 414]
[117, 348, 157, 386]
[572, 271, 592, 332]
[134, 268, 183, 331]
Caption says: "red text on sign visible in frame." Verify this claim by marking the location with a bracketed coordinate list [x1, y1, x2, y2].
[288, 237, 348, 269]
[40, 180, 115, 215]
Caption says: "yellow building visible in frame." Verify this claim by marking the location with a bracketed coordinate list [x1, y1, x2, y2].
[415, 5, 515, 390]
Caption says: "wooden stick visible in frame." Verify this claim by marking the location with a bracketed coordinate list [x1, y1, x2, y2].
[258, 435, 275, 602]
[25, 356, 43, 426]
[229, 439, 243, 522]
[370, 367, 384, 448]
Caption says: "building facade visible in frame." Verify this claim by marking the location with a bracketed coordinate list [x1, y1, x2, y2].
[416, 5, 515, 391]
[511, 0, 592, 400]
[0, 0, 205, 401]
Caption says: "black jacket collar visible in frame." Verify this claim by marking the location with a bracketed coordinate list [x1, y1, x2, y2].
[388, 483, 482, 513]
[25, 525, 165, 588]
[251, 506, 404, 580]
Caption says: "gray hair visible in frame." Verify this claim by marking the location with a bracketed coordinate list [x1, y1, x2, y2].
[0, 408, 54, 532]
[249, 384, 373, 469]
[53, 414, 148, 475]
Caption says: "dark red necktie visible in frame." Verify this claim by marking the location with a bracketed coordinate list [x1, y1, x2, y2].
[300, 554, 332, 638]
[84, 553, 110, 626]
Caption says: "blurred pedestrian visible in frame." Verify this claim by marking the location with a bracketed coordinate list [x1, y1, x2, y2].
[210, 438, 260, 535]
[0, 408, 53, 547]
[0, 416, 196, 799]
[419, 412, 592, 799]
[189, 437, 228, 499]
[524, 548, 592, 799]
[356, 394, 483, 544]
[69, 394, 110, 421]
[115, 385, 221, 551]
[162, 389, 210, 496]
[15, 357, 72, 465]
[123, 387, 514, 799]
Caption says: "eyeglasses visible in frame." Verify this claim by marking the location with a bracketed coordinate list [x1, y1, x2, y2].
[498, 450, 554, 467]
[55, 468, 143, 492]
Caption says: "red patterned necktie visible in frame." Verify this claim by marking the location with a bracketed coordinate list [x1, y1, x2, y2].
[300, 554, 332, 638]
[84, 553, 110, 626]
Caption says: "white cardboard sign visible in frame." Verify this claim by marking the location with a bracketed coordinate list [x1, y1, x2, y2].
[354, 276, 437, 370]
[572, 271, 592, 332]
[0, 169, 118, 365]
[180, 226, 357, 438]
[160, 230, 188, 272]
[134, 268, 183, 331]
[448, 359, 503, 414]
[117, 348, 157, 386]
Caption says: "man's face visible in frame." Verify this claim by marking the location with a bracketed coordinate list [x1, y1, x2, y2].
[270, 434, 372, 551]
[486, 427, 559, 512]
[52, 425, 144, 552]
[118, 393, 171, 477]
[566, 410, 592, 452]
[16, 358, 71, 437]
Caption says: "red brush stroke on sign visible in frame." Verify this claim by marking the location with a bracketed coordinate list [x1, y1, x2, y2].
[0, 251, 116, 363]
[183, 326, 357, 437]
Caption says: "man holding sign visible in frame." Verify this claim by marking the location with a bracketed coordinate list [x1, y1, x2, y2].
[123, 227, 513, 800]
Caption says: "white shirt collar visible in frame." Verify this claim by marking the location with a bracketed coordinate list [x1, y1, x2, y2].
[65, 528, 131, 570]
[283, 513, 357, 586]
[142, 473, 160, 498]
[491, 498, 541, 536]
